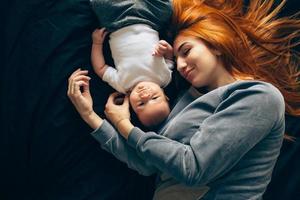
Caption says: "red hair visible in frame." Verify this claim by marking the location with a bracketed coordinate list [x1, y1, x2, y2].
[172, 0, 300, 116]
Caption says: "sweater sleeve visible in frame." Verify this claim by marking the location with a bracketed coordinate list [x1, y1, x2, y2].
[90, 120, 157, 176]
[127, 85, 285, 185]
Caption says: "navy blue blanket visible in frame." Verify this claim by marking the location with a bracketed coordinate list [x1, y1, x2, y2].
[1, 0, 299, 199]
[2, 0, 155, 199]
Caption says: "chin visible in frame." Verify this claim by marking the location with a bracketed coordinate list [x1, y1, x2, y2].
[190, 79, 202, 87]
[192, 80, 208, 89]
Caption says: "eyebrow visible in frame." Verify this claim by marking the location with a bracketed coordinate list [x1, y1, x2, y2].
[176, 42, 188, 56]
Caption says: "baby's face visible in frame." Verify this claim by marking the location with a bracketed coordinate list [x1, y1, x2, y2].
[129, 81, 170, 127]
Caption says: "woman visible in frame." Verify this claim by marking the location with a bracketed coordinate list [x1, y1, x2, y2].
[68, 0, 300, 199]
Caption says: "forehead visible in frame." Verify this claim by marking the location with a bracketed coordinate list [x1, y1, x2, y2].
[174, 35, 193, 53]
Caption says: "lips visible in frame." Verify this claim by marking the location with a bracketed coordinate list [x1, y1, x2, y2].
[182, 68, 194, 80]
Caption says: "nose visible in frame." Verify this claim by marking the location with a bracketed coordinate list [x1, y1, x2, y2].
[176, 57, 187, 72]
[137, 85, 144, 90]
[139, 90, 151, 101]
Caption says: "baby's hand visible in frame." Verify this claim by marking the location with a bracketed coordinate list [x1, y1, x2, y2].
[153, 40, 173, 60]
[92, 28, 108, 45]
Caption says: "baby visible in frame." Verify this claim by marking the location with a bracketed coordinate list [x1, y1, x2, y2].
[90, 0, 174, 127]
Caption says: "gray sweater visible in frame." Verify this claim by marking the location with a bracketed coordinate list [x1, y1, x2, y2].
[91, 80, 285, 199]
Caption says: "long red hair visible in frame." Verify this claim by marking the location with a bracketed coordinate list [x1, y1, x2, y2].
[172, 0, 300, 116]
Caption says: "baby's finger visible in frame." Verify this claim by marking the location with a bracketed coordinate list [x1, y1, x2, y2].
[103, 31, 108, 38]
[158, 44, 167, 50]
[152, 49, 160, 56]
[159, 40, 168, 46]
[157, 47, 165, 54]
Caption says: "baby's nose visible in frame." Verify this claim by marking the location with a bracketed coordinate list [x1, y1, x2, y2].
[140, 91, 151, 100]
[137, 85, 145, 90]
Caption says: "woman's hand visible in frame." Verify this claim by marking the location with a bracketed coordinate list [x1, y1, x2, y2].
[67, 68, 103, 129]
[104, 93, 134, 139]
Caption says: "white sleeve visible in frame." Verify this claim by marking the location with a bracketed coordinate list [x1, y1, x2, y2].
[102, 66, 126, 93]
[165, 58, 174, 70]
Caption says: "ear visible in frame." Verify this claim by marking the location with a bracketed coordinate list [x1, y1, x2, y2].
[212, 49, 222, 56]
[165, 95, 170, 101]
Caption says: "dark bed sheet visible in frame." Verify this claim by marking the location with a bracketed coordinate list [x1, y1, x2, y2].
[2, 0, 300, 200]
[2, 0, 155, 199]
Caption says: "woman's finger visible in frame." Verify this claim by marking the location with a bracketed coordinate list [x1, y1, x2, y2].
[69, 74, 75, 95]
[107, 92, 120, 103]
[73, 81, 85, 96]
[69, 68, 82, 77]
[72, 75, 91, 83]
[123, 96, 130, 107]
[74, 69, 88, 77]
[71, 80, 88, 98]
[69, 70, 89, 93]
[69, 69, 87, 83]
[82, 80, 90, 95]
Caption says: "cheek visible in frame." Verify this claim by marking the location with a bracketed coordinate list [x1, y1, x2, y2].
[188, 51, 201, 66]
[131, 105, 138, 113]
[205, 54, 218, 66]
[195, 53, 218, 73]
[129, 96, 137, 109]
[129, 92, 138, 101]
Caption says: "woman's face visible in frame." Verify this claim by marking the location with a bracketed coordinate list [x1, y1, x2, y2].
[174, 35, 234, 90]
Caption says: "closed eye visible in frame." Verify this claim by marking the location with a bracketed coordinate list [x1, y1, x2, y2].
[182, 48, 190, 56]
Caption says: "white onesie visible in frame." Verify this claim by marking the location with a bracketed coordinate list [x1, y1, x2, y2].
[103, 24, 173, 93]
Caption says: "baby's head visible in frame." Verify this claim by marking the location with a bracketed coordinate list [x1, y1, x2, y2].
[129, 81, 170, 127]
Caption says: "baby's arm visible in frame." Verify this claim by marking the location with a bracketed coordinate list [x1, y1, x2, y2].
[91, 28, 108, 79]
[153, 40, 173, 60]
